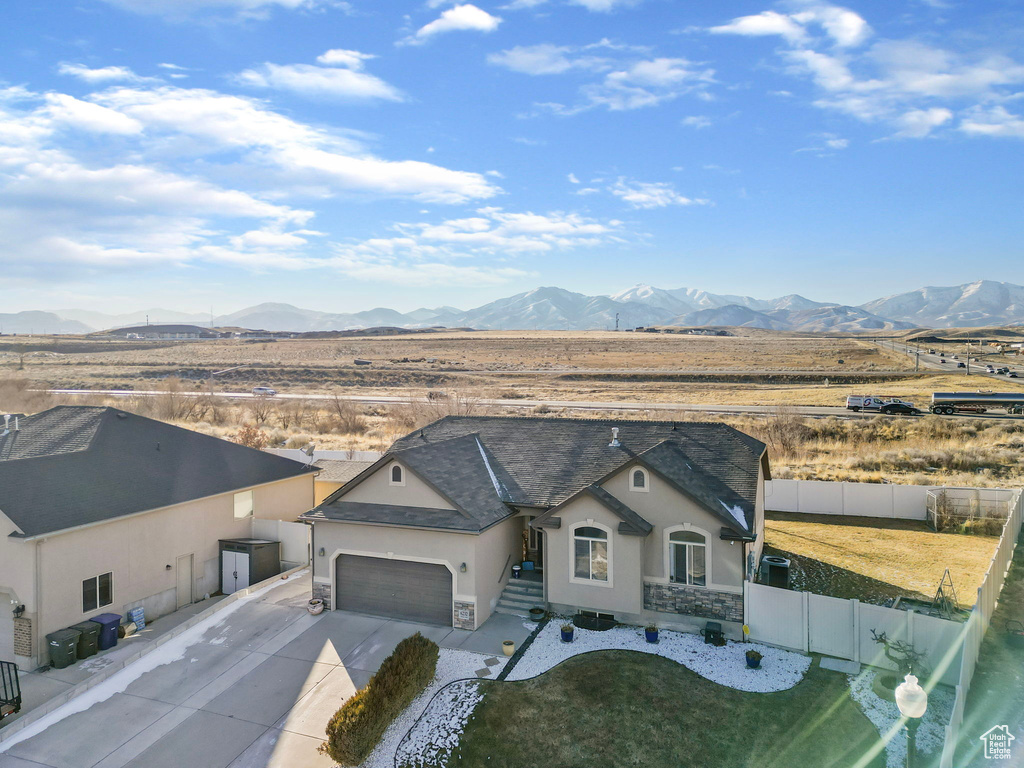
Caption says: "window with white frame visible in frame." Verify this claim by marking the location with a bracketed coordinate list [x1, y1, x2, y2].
[390, 464, 404, 486]
[83, 572, 112, 613]
[233, 490, 254, 519]
[630, 467, 649, 492]
[669, 530, 707, 586]
[573, 525, 609, 582]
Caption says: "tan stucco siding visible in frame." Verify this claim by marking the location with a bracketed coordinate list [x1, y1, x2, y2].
[314, 480, 344, 506]
[0, 511, 37, 614]
[600, 465, 744, 591]
[30, 473, 312, 665]
[340, 460, 455, 510]
[473, 517, 520, 624]
[544, 496, 644, 616]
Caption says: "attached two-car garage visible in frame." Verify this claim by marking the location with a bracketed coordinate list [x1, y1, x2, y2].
[334, 554, 453, 626]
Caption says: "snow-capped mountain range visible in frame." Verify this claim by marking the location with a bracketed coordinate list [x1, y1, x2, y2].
[8, 281, 1024, 334]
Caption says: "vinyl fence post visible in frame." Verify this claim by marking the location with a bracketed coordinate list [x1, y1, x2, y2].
[851, 599, 860, 663]
[802, 590, 810, 654]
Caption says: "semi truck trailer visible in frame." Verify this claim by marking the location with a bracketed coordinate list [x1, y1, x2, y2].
[930, 392, 1024, 415]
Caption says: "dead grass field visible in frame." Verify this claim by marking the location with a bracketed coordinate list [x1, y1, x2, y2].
[763, 512, 999, 607]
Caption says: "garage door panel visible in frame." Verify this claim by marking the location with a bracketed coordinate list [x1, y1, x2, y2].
[335, 555, 452, 626]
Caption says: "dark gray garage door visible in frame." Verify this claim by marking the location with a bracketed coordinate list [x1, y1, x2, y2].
[335, 555, 453, 626]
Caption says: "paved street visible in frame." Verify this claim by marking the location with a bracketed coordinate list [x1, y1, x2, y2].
[0, 576, 531, 768]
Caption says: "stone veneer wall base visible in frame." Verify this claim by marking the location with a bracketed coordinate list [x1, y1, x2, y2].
[643, 582, 743, 624]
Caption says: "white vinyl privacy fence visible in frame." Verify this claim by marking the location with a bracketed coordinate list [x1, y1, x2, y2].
[743, 582, 965, 686]
[766, 479, 1016, 522]
[939, 488, 1023, 768]
[252, 518, 310, 569]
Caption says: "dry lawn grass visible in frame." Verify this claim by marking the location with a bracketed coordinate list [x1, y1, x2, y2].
[764, 512, 998, 607]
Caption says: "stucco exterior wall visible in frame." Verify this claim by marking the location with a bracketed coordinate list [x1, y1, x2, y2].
[544, 496, 644, 616]
[23, 473, 312, 667]
[339, 460, 454, 510]
[473, 517, 520, 625]
[314, 480, 344, 506]
[600, 464, 745, 592]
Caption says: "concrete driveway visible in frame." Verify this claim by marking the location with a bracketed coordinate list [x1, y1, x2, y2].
[0, 575, 532, 768]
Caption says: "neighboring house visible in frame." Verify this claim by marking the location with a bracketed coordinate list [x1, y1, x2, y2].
[313, 460, 376, 505]
[302, 416, 768, 634]
[0, 406, 315, 670]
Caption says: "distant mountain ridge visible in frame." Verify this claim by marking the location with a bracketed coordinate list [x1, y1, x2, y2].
[32, 280, 1024, 333]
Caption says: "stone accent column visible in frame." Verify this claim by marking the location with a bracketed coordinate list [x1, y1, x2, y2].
[453, 601, 475, 630]
[643, 582, 743, 623]
[14, 617, 33, 657]
[312, 581, 332, 610]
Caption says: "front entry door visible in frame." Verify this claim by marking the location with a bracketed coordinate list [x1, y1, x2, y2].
[176, 554, 194, 609]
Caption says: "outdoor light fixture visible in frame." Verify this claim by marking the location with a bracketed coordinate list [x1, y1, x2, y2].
[165, 564, 172, 570]
[13, 604, 25, 619]
[460, 562, 467, 573]
[895, 674, 928, 768]
[318, 547, 325, 557]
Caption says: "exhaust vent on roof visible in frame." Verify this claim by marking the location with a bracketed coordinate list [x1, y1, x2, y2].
[608, 427, 620, 448]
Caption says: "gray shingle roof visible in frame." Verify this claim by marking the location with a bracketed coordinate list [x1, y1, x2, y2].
[304, 501, 481, 532]
[314, 460, 376, 484]
[0, 406, 314, 538]
[309, 415, 765, 535]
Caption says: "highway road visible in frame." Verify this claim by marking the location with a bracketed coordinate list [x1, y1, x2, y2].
[870, 340, 1024, 380]
[45, 388, 1022, 420]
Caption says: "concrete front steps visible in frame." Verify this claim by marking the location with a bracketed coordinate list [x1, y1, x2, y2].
[494, 579, 544, 616]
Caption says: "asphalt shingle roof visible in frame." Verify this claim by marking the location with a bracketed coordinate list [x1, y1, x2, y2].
[0, 406, 314, 538]
[314, 460, 376, 484]
[304, 501, 481, 532]
[309, 415, 765, 534]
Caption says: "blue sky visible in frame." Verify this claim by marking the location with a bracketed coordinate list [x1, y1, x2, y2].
[2, 0, 1022, 314]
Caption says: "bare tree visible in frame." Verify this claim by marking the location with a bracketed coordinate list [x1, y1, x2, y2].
[328, 394, 368, 434]
[871, 630, 929, 678]
[248, 394, 274, 425]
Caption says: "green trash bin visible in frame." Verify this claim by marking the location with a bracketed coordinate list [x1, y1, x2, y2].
[70, 622, 100, 659]
[46, 628, 82, 670]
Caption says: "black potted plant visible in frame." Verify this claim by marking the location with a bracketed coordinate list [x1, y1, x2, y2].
[746, 650, 763, 669]
[561, 623, 574, 643]
[529, 607, 546, 622]
[644, 625, 659, 643]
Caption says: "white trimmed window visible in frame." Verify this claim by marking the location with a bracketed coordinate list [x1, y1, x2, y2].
[83, 572, 112, 613]
[669, 530, 707, 587]
[389, 464, 405, 486]
[572, 525, 610, 583]
[233, 490, 254, 519]
[629, 467, 649, 492]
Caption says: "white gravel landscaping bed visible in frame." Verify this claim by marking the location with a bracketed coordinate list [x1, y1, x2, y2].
[848, 669, 954, 768]
[360, 648, 505, 768]
[505, 623, 811, 692]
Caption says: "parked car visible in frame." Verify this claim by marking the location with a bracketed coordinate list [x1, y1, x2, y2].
[251, 386, 277, 396]
[880, 403, 922, 416]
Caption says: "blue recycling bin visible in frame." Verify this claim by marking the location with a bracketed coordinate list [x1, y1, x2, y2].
[90, 613, 122, 651]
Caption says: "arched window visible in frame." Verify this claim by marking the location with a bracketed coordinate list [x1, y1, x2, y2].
[629, 467, 649, 492]
[669, 530, 706, 586]
[572, 525, 609, 582]
[389, 464, 404, 486]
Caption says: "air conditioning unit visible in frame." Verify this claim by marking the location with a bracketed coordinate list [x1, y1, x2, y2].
[761, 555, 791, 589]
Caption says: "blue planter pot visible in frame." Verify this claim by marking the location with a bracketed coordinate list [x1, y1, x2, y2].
[561, 628, 574, 643]
[746, 654, 762, 669]
[645, 629, 659, 644]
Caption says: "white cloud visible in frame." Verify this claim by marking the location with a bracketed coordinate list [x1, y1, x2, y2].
[959, 106, 1024, 138]
[712, 4, 1024, 139]
[488, 44, 608, 75]
[94, 86, 499, 202]
[43, 94, 144, 135]
[234, 62, 403, 101]
[404, 4, 502, 45]
[316, 49, 376, 68]
[610, 179, 708, 208]
[681, 115, 712, 128]
[569, 0, 639, 11]
[57, 63, 152, 84]
[824, 136, 849, 148]
[567, 172, 580, 183]
[97, 0, 345, 21]
[326, 207, 619, 284]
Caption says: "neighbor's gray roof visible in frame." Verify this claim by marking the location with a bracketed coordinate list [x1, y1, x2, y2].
[307, 416, 765, 534]
[0, 406, 314, 538]
[314, 460, 375, 484]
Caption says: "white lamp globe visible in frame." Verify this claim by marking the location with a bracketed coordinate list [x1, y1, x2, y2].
[895, 674, 928, 719]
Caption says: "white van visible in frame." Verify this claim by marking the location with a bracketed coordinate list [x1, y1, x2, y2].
[846, 395, 913, 412]
[251, 386, 277, 397]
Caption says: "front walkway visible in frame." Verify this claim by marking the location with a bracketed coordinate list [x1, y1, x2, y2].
[0, 574, 533, 768]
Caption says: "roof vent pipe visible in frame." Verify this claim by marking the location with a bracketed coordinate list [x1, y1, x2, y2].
[609, 427, 620, 447]
[2, 415, 9, 435]
[13, 416, 18, 432]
